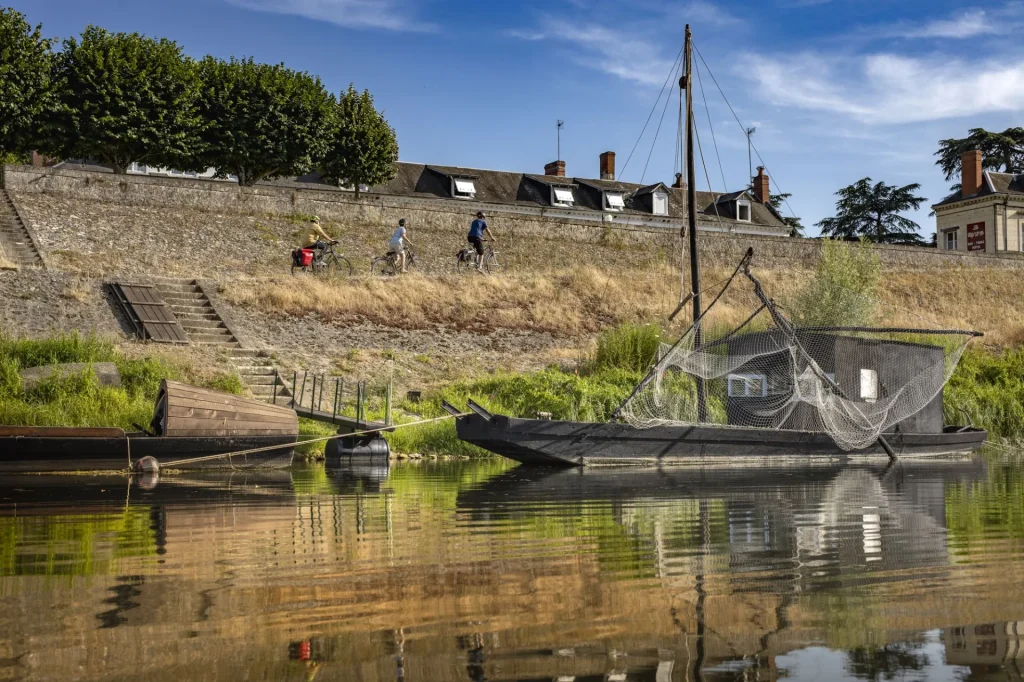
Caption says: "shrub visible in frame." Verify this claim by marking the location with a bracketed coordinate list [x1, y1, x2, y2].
[787, 239, 881, 327]
[588, 322, 662, 374]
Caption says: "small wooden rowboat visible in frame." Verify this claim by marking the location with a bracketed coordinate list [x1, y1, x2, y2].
[0, 380, 298, 473]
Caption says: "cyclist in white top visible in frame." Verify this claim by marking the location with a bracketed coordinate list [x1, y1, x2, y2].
[389, 218, 414, 273]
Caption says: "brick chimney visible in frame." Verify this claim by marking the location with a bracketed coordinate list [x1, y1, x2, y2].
[753, 166, 770, 204]
[544, 160, 566, 177]
[599, 151, 615, 180]
[672, 172, 685, 189]
[961, 149, 982, 199]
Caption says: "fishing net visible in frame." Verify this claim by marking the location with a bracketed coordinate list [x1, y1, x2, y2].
[617, 271, 977, 450]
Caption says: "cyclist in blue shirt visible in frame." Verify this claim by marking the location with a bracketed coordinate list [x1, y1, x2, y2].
[467, 211, 495, 271]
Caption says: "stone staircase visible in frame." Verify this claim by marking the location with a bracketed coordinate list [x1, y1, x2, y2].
[0, 189, 44, 267]
[152, 278, 292, 404]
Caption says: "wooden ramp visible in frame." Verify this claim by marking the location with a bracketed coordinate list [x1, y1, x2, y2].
[152, 380, 298, 437]
[109, 282, 189, 344]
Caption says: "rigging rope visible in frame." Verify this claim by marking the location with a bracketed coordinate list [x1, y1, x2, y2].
[691, 42, 800, 223]
[621, 44, 685, 181]
[641, 61, 679, 186]
[694, 54, 728, 193]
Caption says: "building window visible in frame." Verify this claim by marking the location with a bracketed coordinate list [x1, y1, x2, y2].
[944, 229, 958, 250]
[737, 200, 751, 222]
[605, 192, 625, 211]
[553, 187, 574, 207]
[453, 179, 476, 199]
[727, 373, 768, 398]
[653, 191, 668, 215]
[860, 368, 878, 403]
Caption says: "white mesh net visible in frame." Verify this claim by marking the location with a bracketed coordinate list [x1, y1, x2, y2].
[618, 273, 976, 451]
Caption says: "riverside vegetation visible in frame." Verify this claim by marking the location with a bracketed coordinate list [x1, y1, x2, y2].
[1, 241, 1020, 457]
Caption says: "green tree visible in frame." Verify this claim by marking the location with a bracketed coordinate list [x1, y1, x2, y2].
[816, 178, 926, 245]
[196, 57, 334, 186]
[787, 239, 881, 328]
[319, 85, 399, 197]
[936, 127, 1024, 189]
[768, 192, 804, 236]
[43, 27, 202, 174]
[0, 8, 54, 159]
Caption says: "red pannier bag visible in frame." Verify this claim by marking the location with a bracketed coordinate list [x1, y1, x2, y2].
[300, 249, 314, 266]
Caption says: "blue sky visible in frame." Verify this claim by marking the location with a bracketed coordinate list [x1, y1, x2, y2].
[10, 0, 1024, 234]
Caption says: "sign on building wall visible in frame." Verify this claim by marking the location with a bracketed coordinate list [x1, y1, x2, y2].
[967, 222, 986, 251]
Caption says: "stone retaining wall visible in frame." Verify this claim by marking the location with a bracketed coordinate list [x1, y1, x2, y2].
[7, 164, 1024, 277]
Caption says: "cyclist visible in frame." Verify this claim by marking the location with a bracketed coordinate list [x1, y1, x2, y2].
[467, 211, 495, 271]
[389, 218, 414, 273]
[303, 216, 334, 256]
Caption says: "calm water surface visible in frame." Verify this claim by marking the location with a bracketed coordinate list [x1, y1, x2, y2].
[1, 455, 1023, 681]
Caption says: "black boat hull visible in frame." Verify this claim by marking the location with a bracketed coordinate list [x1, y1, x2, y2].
[0, 431, 296, 473]
[455, 414, 988, 467]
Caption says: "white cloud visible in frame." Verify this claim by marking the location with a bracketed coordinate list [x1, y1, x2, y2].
[224, 0, 435, 32]
[904, 9, 998, 39]
[516, 19, 680, 87]
[741, 52, 1024, 124]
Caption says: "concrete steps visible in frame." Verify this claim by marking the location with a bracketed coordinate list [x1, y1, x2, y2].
[0, 189, 44, 268]
[151, 278, 292, 404]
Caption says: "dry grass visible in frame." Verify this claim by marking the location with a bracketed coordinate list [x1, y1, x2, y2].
[223, 264, 1024, 347]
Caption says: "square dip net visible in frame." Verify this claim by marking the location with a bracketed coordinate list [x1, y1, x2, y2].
[616, 262, 979, 451]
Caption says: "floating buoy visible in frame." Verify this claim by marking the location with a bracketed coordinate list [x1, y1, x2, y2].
[132, 456, 160, 473]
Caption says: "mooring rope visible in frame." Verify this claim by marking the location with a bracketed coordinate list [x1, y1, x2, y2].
[149, 413, 469, 470]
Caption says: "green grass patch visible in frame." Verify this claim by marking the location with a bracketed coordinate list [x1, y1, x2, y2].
[945, 346, 1024, 440]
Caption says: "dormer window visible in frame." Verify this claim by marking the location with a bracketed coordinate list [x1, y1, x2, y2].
[605, 192, 625, 212]
[736, 200, 751, 222]
[552, 187, 574, 208]
[453, 178, 476, 199]
[653, 191, 668, 216]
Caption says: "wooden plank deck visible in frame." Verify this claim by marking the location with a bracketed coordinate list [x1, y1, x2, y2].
[291, 404, 391, 433]
[108, 282, 189, 344]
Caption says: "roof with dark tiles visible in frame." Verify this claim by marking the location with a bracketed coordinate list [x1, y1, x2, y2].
[933, 170, 1024, 209]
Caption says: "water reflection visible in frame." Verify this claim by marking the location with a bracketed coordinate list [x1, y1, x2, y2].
[0, 457, 1021, 681]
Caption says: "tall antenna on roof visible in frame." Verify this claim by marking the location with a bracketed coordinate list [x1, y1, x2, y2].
[745, 127, 756, 186]
[557, 120, 564, 161]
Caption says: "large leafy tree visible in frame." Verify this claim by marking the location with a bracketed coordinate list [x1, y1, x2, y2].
[43, 27, 202, 173]
[768, 192, 804, 236]
[319, 85, 398, 197]
[816, 178, 926, 245]
[196, 57, 334, 186]
[936, 127, 1024, 188]
[0, 8, 54, 159]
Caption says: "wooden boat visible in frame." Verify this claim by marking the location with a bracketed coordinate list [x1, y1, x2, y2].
[454, 407, 988, 468]
[452, 26, 989, 468]
[0, 380, 298, 473]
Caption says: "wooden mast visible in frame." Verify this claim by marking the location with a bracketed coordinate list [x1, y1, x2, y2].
[682, 24, 708, 421]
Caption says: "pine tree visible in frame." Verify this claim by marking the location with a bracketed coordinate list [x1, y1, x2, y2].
[816, 178, 926, 245]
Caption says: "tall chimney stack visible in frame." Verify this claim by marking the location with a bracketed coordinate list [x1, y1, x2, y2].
[961, 149, 982, 199]
[544, 160, 566, 177]
[753, 166, 770, 204]
[672, 172, 685, 189]
[599, 151, 615, 181]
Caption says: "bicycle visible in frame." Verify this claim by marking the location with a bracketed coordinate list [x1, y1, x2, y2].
[371, 247, 418, 276]
[291, 241, 353, 277]
[456, 240, 504, 274]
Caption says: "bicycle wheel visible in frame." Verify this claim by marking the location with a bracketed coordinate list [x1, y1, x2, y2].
[404, 252, 417, 272]
[456, 251, 474, 274]
[371, 256, 396, 277]
[484, 250, 505, 274]
[324, 254, 353, 277]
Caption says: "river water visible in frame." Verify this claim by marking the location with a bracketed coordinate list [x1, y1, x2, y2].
[0, 455, 1023, 681]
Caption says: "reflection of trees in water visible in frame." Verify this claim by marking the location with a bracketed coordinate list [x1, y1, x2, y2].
[845, 642, 928, 681]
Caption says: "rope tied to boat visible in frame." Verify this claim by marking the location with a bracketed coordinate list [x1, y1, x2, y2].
[143, 412, 470, 471]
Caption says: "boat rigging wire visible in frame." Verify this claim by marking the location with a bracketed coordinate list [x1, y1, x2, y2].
[692, 41, 799, 222]
[640, 61, 679, 185]
[620, 44, 685, 181]
[146, 413, 468, 470]
[694, 54, 728, 193]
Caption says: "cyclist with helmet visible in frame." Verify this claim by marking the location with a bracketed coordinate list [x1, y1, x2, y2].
[467, 211, 495, 271]
[303, 216, 334, 255]
[390, 218, 414, 273]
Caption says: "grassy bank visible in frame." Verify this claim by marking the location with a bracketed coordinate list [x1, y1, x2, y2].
[225, 262, 1024, 346]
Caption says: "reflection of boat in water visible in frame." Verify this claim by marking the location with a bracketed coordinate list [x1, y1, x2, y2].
[0, 380, 298, 472]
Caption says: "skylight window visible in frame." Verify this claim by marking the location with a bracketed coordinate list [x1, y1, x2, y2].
[553, 187, 574, 207]
[453, 179, 476, 199]
[605, 192, 625, 211]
